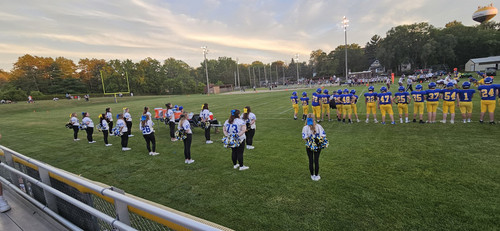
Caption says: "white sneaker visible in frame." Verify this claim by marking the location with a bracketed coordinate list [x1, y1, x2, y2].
[450, 120, 454, 124]
[0, 199, 11, 213]
[89, 141, 96, 144]
[246, 145, 255, 150]
[149, 152, 153, 155]
[171, 138, 178, 142]
[356, 119, 360, 123]
[122, 147, 131, 151]
[463, 120, 467, 123]
[206, 140, 213, 144]
[311, 175, 315, 181]
[234, 164, 240, 169]
[74, 138, 80, 141]
[187, 159, 195, 164]
[374, 119, 378, 123]
[467, 119, 471, 123]
[365, 119, 369, 123]
[153, 152, 160, 155]
[400, 118, 403, 123]
[440, 120, 446, 123]
[185, 159, 188, 163]
[239, 165, 249, 171]
[128, 134, 134, 137]
[105, 144, 112, 146]
[315, 175, 321, 181]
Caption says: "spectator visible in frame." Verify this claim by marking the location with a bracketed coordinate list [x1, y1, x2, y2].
[0, 133, 12, 213]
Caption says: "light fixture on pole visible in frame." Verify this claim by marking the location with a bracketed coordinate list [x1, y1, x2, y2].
[295, 54, 300, 84]
[342, 16, 349, 81]
[202, 46, 210, 95]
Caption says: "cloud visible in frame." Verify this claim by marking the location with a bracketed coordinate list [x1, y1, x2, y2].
[0, 0, 486, 71]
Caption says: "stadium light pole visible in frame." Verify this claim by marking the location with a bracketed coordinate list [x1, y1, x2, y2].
[295, 54, 300, 84]
[236, 58, 240, 89]
[202, 46, 210, 95]
[342, 16, 349, 82]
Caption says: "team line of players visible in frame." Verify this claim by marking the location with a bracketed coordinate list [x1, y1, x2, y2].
[291, 76, 500, 124]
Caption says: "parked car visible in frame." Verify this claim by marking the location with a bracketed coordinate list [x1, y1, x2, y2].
[485, 67, 497, 76]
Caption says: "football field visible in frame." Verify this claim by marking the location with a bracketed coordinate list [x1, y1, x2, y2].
[0, 84, 499, 230]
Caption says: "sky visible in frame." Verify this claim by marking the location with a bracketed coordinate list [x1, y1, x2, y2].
[0, 0, 493, 71]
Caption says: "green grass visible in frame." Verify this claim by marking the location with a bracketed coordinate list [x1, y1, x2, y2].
[0, 84, 499, 230]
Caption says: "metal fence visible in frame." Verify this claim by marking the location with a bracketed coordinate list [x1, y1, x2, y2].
[0, 145, 232, 231]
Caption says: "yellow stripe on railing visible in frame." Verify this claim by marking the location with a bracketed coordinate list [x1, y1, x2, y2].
[12, 156, 39, 171]
[128, 205, 191, 231]
[48, 172, 115, 204]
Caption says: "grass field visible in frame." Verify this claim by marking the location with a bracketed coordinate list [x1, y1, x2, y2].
[0, 83, 499, 230]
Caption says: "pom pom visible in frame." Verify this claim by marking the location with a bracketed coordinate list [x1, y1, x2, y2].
[175, 129, 187, 140]
[305, 134, 328, 151]
[222, 134, 240, 148]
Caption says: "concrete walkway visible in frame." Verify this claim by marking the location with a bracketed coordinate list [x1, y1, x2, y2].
[0, 186, 68, 231]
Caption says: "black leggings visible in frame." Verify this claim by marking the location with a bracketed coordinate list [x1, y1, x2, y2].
[183, 134, 192, 159]
[126, 121, 132, 136]
[121, 134, 129, 148]
[306, 148, 321, 175]
[143, 133, 156, 152]
[108, 121, 113, 130]
[232, 140, 246, 166]
[103, 130, 109, 144]
[73, 126, 79, 139]
[169, 121, 176, 138]
[86, 127, 94, 142]
[246, 129, 255, 145]
[205, 126, 211, 141]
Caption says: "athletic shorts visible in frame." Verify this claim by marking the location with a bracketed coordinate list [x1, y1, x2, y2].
[442, 101, 456, 114]
[366, 102, 377, 115]
[481, 100, 496, 113]
[426, 101, 439, 113]
[459, 102, 472, 114]
[413, 102, 425, 115]
[397, 104, 408, 114]
[380, 104, 393, 116]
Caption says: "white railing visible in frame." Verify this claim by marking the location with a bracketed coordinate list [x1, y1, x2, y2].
[0, 145, 229, 231]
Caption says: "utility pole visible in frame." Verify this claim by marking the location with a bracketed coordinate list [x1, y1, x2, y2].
[342, 16, 349, 81]
[202, 46, 210, 95]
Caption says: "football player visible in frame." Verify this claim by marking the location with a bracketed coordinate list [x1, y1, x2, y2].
[300, 92, 310, 121]
[377, 86, 395, 124]
[311, 88, 322, 123]
[350, 89, 360, 123]
[340, 89, 353, 123]
[457, 81, 476, 123]
[333, 89, 343, 122]
[478, 77, 499, 124]
[364, 86, 378, 123]
[291, 92, 299, 120]
[425, 82, 440, 123]
[440, 82, 458, 123]
[394, 86, 411, 123]
[321, 89, 331, 121]
[411, 84, 426, 124]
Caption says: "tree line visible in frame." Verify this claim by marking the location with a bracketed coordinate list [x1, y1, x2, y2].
[0, 21, 498, 100]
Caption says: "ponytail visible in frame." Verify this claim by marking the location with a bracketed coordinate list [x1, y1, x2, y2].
[143, 106, 149, 115]
[228, 109, 240, 124]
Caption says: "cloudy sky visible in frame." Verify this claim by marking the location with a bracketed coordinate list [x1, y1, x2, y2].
[0, 0, 491, 71]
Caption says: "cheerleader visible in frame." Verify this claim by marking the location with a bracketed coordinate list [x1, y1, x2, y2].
[224, 109, 249, 170]
[140, 114, 158, 156]
[143, 106, 152, 117]
[70, 112, 80, 141]
[123, 108, 133, 137]
[116, 114, 131, 151]
[200, 103, 213, 144]
[302, 114, 327, 181]
[99, 114, 112, 146]
[105, 108, 113, 132]
[178, 112, 194, 164]
[241, 106, 256, 149]
[165, 103, 177, 141]
[82, 112, 96, 143]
